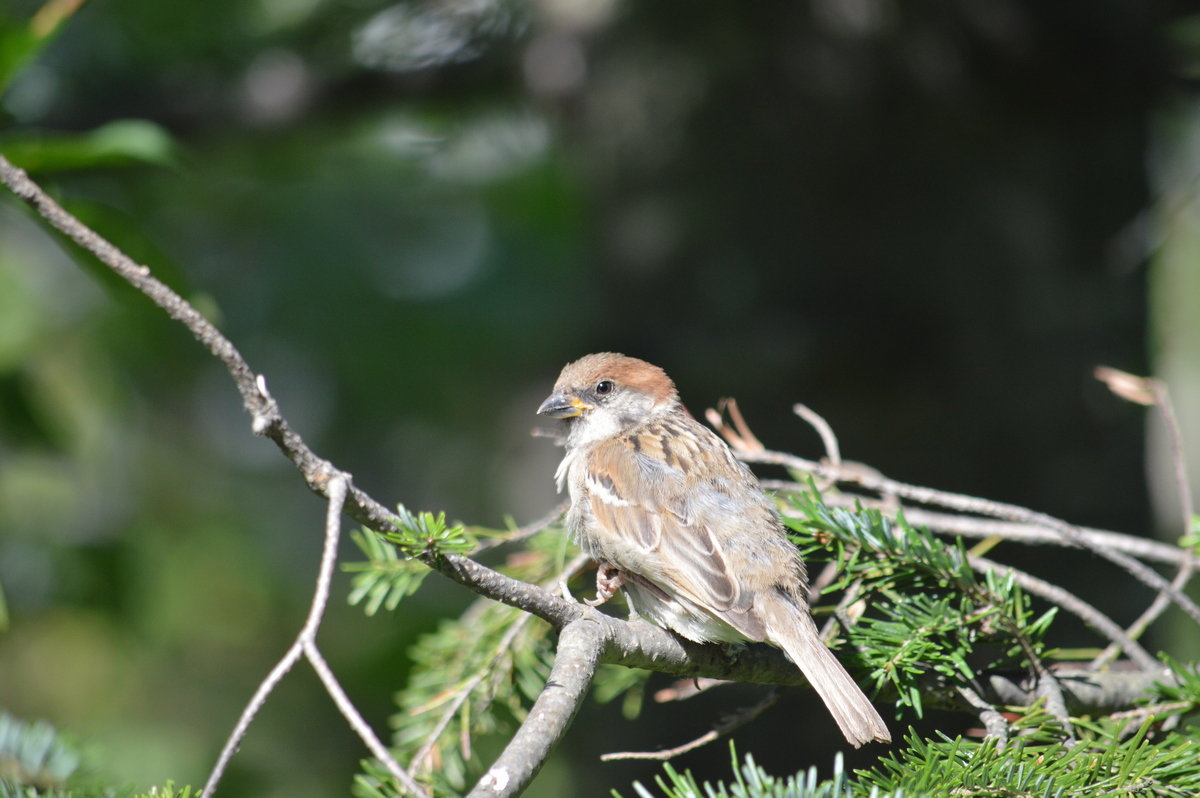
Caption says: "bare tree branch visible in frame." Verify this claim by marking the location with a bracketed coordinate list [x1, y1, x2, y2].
[469, 617, 604, 798]
[600, 687, 782, 762]
[1, 153, 840, 794]
[200, 476, 426, 798]
[792, 403, 842, 470]
[199, 623, 303, 796]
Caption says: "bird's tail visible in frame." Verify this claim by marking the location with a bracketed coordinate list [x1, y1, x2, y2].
[761, 597, 891, 748]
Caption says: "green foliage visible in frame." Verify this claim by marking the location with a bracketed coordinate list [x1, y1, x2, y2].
[620, 747, 864, 798]
[352, 759, 409, 798]
[1145, 656, 1200, 719]
[354, 601, 556, 794]
[784, 491, 1057, 718]
[344, 528, 431, 616]
[1176, 514, 1200, 553]
[351, 491, 1200, 796]
[0, 781, 194, 798]
[0, 711, 192, 798]
[627, 711, 1200, 798]
[129, 784, 194, 798]
[0, 711, 82, 793]
[377, 504, 476, 560]
[860, 722, 1200, 798]
[343, 505, 475, 615]
[0, 1, 85, 96]
[348, 515, 650, 794]
[0, 121, 177, 173]
[610, 489, 1200, 798]
[348, 525, 569, 794]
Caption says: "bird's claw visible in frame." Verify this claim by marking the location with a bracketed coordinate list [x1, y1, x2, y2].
[585, 564, 625, 606]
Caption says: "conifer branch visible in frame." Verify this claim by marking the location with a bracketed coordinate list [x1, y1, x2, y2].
[764, 486, 1200, 569]
[969, 556, 1157, 671]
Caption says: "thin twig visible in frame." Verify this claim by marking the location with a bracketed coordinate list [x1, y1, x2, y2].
[1108, 700, 1193, 721]
[1005, 615, 1077, 744]
[792, 403, 841, 470]
[1096, 565, 1193, 672]
[409, 616, 532, 775]
[475, 500, 570, 551]
[201, 477, 426, 798]
[977, 667, 1167, 716]
[1093, 376, 1196, 668]
[303, 474, 349, 641]
[1149, 375, 1195, 525]
[742, 448, 1200, 626]
[719, 398, 765, 451]
[1034, 668, 1077, 745]
[304, 478, 424, 795]
[600, 688, 782, 762]
[307, 645, 418, 787]
[200, 638, 304, 797]
[706, 398, 769, 458]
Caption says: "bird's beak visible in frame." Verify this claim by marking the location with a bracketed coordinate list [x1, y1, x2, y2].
[537, 391, 591, 418]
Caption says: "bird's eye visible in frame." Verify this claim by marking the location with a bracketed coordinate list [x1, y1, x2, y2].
[595, 380, 615, 395]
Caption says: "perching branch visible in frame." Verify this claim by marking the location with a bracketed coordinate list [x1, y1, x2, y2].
[468, 617, 603, 798]
[407, 554, 590, 779]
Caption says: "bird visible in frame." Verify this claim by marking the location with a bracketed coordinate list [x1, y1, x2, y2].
[536, 352, 891, 747]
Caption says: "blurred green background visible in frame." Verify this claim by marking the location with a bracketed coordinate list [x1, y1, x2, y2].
[2, 0, 1199, 795]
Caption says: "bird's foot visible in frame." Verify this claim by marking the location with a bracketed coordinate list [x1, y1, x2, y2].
[585, 564, 625, 606]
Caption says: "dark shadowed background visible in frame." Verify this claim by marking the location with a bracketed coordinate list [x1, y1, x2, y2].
[2, 1, 1198, 795]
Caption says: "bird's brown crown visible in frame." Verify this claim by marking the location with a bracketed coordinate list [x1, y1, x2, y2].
[556, 352, 677, 404]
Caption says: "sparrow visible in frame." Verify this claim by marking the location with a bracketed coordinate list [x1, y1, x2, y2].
[537, 352, 890, 747]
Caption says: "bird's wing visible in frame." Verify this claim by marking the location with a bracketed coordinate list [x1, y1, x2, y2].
[584, 421, 759, 629]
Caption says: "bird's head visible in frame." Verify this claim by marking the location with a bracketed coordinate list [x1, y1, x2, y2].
[537, 352, 678, 446]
